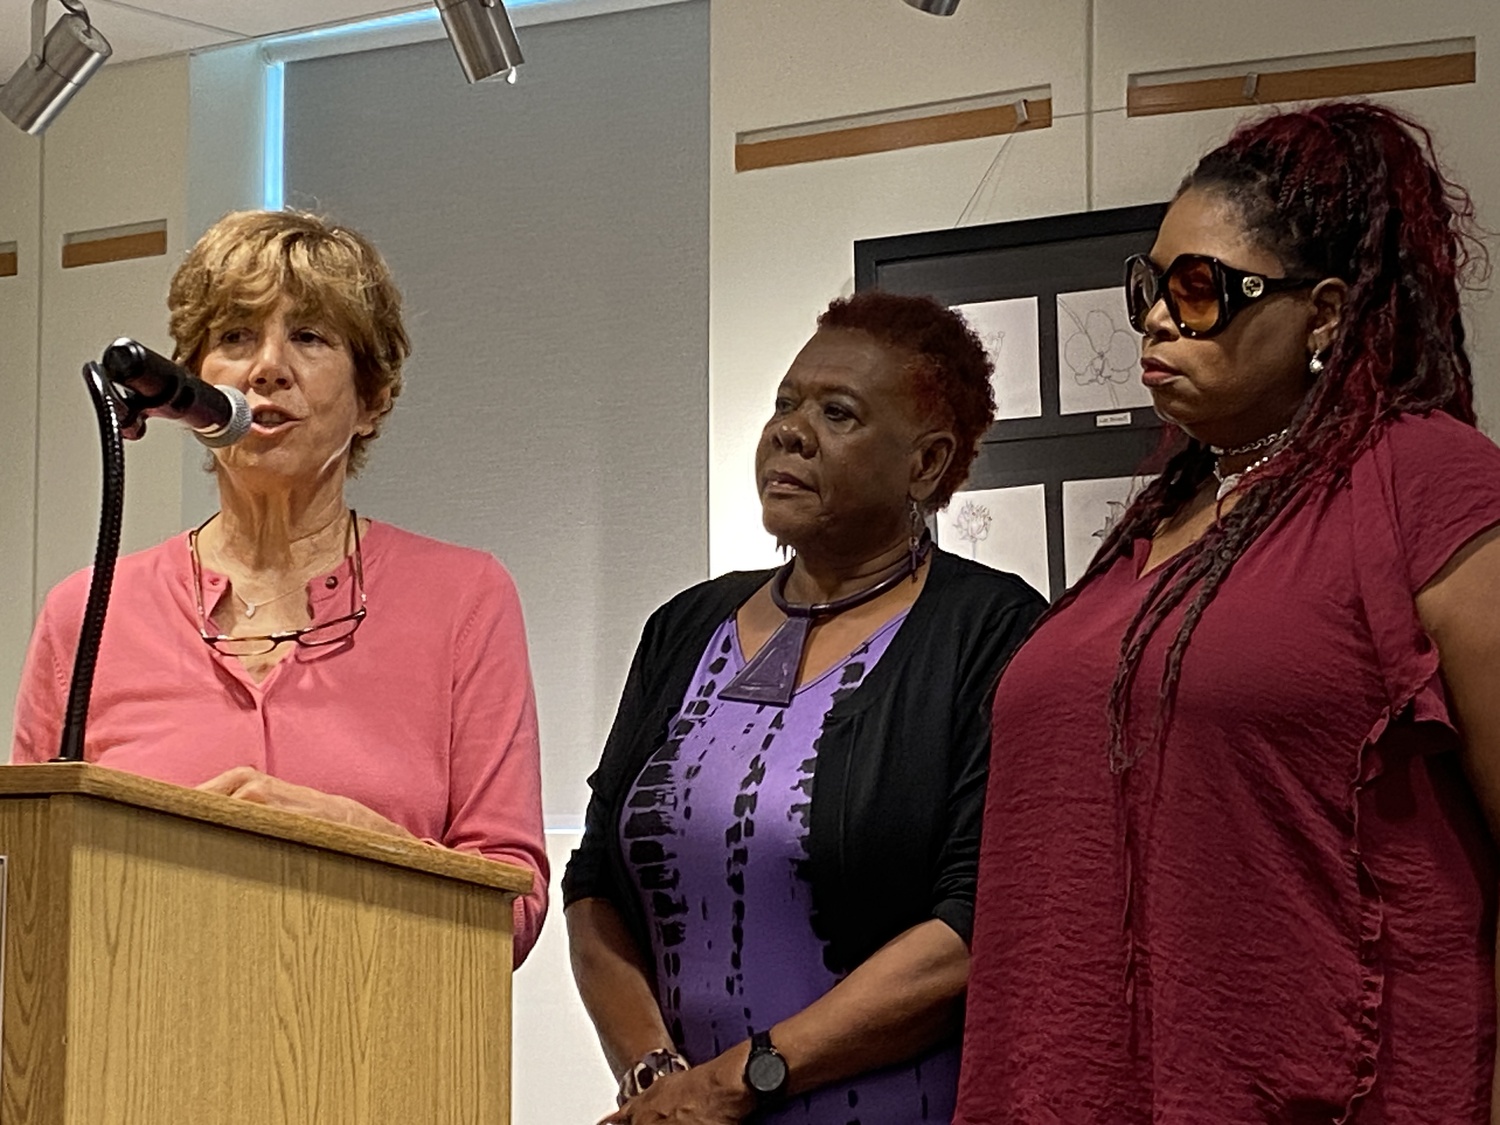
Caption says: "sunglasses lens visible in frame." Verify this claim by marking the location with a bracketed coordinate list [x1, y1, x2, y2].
[1166, 259, 1222, 334]
[1125, 257, 1156, 331]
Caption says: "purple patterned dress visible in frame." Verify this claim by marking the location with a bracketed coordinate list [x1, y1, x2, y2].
[621, 611, 960, 1124]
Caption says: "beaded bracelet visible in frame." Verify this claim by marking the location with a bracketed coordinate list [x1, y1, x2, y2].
[616, 1047, 691, 1106]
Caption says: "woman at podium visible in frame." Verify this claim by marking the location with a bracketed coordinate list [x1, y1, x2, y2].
[10, 209, 548, 965]
[563, 292, 1046, 1123]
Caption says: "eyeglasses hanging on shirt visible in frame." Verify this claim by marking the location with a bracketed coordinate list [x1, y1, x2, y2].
[187, 509, 367, 656]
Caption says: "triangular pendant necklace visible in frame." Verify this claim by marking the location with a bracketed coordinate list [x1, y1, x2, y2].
[719, 533, 931, 707]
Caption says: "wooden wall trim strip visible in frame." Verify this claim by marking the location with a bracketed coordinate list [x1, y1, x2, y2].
[0, 243, 16, 278]
[736, 97, 1053, 173]
[1127, 50, 1475, 118]
[61, 226, 168, 270]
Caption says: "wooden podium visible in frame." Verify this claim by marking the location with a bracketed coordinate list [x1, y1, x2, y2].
[0, 763, 530, 1124]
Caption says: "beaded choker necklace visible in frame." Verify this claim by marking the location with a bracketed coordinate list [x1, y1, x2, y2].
[719, 533, 932, 706]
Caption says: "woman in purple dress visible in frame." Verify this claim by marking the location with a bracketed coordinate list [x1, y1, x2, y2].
[564, 291, 1045, 1124]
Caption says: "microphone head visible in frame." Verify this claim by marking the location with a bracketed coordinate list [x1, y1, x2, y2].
[196, 385, 252, 448]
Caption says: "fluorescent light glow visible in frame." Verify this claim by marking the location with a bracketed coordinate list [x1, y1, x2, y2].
[262, 60, 285, 209]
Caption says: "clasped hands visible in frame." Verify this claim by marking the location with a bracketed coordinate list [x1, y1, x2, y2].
[196, 766, 413, 839]
[599, 1048, 753, 1125]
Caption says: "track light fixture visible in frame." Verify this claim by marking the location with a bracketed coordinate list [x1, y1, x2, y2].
[0, 0, 111, 135]
[435, 0, 525, 85]
[903, 0, 961, 13]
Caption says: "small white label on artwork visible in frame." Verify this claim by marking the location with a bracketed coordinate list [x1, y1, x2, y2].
[1095, 411, 1132, 428]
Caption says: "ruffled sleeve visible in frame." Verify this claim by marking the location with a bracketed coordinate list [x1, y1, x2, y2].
[1350, 411, 1500, 739]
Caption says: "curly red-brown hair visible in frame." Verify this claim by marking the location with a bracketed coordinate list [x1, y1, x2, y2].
[818, 290, 996, 511]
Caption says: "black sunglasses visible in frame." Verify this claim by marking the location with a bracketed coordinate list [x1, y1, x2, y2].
[1124, 253, 1320, 338]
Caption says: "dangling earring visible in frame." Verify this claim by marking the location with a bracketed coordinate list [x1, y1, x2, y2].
[1308, 352, 1326, 377]
[907, 498, 924, 572]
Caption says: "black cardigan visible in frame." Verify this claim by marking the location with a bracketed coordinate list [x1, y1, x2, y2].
[561, 549, 1046, 974]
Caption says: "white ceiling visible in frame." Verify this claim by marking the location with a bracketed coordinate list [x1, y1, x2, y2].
[0, 0, 427, 81]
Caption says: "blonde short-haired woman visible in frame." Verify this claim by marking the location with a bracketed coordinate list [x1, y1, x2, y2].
[11, 210, 548, 964]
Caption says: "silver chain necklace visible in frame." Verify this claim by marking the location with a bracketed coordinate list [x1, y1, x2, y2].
[1211, 426, 1291, 502]
[1210, 427, 1289, 458]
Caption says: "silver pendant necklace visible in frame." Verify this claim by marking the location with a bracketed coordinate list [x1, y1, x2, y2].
[1211, 426, 1290, 502]
[235, 586, 305, 618]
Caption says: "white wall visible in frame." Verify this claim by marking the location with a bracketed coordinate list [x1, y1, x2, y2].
[708, 0, 1500, 573]
[0, 119, 41, 731]
[0, 56, 191, 740]
[33, 57, 190, 600]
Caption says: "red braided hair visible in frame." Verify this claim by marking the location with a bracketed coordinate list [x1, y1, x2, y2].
[1060, 101, 1487, 770]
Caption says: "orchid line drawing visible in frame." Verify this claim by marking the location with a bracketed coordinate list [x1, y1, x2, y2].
[1058, 293, 1137, 408]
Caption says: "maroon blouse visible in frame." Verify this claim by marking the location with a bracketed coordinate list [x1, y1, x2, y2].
[957, 412, 1500, 1124]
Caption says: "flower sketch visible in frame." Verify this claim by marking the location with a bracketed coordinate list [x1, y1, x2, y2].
[951, 500, 994, 560]
[1091, 499, 1128, 543]
[1059, 296, 1138, 408]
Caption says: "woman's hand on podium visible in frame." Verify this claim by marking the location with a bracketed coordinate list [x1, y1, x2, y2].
[196, 766, 416, 839]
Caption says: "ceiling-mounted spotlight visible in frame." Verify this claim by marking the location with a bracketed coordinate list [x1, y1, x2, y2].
[904, 0, 961, 13]
[0, 0, 111, 135]
[435, 0, 524, 85]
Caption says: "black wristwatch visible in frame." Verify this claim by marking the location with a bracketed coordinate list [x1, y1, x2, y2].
[743, 1029, 790, 1107]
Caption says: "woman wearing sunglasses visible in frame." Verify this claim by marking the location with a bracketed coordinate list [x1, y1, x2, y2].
[10, 210, 548, 965]
[956, 102, 1500, 1122]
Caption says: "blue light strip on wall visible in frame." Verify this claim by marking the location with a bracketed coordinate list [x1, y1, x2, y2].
[262, 60, 285, 209]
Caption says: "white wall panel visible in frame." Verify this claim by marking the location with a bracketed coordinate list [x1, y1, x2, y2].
[1092, 0, 1486, 92]
[716, 0, 1087, 125]
[0, 129, 41, 743]
[33, 58, 190, 600]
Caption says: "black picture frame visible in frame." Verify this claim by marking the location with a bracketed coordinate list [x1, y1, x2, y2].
[854, 202, 1169, 598]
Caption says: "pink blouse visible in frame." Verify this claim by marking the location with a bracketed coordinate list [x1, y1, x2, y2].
[11, 521, 548, 965]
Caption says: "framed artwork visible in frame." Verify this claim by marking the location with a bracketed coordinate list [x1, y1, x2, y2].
[855, 203, 1168, 599]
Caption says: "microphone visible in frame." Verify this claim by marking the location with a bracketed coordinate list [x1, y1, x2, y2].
[100, 338, 252, 448]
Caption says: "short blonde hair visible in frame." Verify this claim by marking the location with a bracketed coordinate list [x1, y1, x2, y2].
[168, 210, 411, 473]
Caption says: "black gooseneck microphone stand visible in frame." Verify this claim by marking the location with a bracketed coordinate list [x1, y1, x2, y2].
[54, 358, 149, 762]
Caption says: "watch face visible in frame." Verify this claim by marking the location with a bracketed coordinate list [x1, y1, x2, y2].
[746, 1050, 788, 1093]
